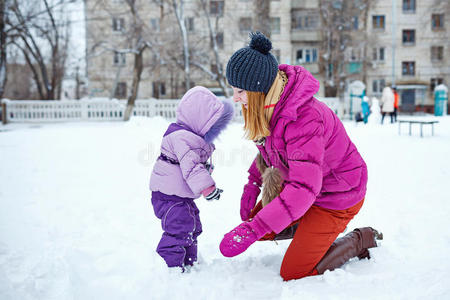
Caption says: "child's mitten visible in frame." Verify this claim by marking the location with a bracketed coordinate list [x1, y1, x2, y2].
[204, 187, 223, 201]
[240, 183, 260, 221]
[219, 217, 270, 257]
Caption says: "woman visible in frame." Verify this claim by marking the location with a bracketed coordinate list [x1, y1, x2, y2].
[219, 32, 381, 281]
[381, 86, 395, 124]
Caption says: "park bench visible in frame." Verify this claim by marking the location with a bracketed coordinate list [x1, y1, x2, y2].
[398, 119, 439, 137]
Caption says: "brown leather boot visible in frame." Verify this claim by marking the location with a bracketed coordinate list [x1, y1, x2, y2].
[315, 227, 382, 274]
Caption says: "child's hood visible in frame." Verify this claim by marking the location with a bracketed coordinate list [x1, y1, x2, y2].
[176, 86, 234, 141]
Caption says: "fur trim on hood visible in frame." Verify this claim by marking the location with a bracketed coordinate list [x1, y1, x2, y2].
[204, 99, 234, 143]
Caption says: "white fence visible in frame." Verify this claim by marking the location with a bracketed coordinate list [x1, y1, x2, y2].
[1, 99, 244, 123]
[1, 97, 341, 124]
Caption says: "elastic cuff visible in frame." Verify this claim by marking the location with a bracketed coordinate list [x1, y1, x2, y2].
[250, 216, 271, 239]
[202, 185, 216, 197]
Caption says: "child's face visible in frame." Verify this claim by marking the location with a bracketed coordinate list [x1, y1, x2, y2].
[232, 86, 248, 109]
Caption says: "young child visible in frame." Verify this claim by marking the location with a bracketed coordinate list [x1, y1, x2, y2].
[150, 86, 234, 271]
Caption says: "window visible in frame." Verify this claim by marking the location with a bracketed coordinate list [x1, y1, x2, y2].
[296, 48, 318, 64]
[431, 46, 444, 61]
[350, 49, 356, 61]
[210, 1, 224, 17]
[296, 49, 303, 63]
[402, 61, 415, 76]
[379, 47, 385, 61]
[152, 82, 166, 98]
[239, 17, 252, 33]
[352, 16, 359, 30]
[306, 49, 317, 63]
[372, 79, 386, 94]
[186, 18, 194, 32]
[211, 32, 224, 49]
[402, 0, 415, 13]
[150, 18, 159, 31]
[114, 82, 127, 98]
[112, 18, 124, 31]
[347, 47, 363, 62]
[270, 17, 280, 34]
[430, 78, 444, 92]
[372, 15, 385, 30]
[372, 47, 385, 61]
[292, 14, 302, 29]
[216, 32, 224, 49]
[327, 64, 333, 79]
[211, 64, 219, 74]
[432, 14, 444, 30]
[273, 49, 280, 63]
[304, 15, 319, 28]
[113, 52, 126, 66]
[292, 11, 318, 29]
[402, 30, 415, 45]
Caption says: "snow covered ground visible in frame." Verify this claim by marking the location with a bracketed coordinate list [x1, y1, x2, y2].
[1, 115, 450, 300]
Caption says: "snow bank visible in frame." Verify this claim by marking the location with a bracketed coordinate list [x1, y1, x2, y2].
[1, 117, 450, 299]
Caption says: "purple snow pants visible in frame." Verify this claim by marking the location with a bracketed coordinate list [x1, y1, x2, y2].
[151, 191, 202, 268]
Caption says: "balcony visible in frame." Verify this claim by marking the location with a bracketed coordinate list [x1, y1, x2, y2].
[291, 0, 319, 9]
[291, 30, 322, 42]
[346, 62, 362, 74]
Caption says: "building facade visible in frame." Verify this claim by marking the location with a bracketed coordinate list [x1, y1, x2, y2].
[85, 0, 325, 99]
[366, 0, 449, 112]
[85, 0, 448, 112]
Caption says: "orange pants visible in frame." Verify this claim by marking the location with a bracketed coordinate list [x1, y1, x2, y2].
[249, 199, 364, 281]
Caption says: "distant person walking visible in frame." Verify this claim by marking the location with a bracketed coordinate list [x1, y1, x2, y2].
[380, 86, 395, 124]
[361, 96, 371, 124]
[392, 86, 399, 122]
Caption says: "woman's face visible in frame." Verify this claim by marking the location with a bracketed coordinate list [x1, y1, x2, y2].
[232, 86, 248, 109]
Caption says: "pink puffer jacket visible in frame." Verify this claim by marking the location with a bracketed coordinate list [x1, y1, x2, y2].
[250, 65, 368, 233]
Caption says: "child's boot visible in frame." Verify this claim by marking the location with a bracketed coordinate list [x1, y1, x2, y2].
[184, 242, 198, 266]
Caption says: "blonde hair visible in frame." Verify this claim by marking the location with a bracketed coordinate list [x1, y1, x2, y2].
[242, 91, 271, 140]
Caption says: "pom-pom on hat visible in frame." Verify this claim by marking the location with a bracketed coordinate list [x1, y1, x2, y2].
[226, 32, 279, 94]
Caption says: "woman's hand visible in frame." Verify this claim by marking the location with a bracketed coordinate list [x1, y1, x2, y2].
[219, 218, 269, 257]
[240, 183, 261, 221]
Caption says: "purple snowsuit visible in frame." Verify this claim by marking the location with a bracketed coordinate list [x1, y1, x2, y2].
[150, 86, 234, 268]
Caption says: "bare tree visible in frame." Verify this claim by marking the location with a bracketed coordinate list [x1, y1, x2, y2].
[170, 0, 191, 92]
[0, 0, 7, 98]
[319, 0, 370, 103]
[193, 0, 229, 96]
[253, 0, 270, 38]
[89, 0, 167, 120]
[122, 0, 148, 121]
[7, 0, 70, 100]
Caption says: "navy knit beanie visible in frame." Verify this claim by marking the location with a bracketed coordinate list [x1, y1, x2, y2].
[226, 32, 279, 94]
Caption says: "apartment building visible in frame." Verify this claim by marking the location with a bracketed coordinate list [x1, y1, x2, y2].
[85, 0, 448, 112]
[367, 0, 449, 112]
[85, 0, 324, 99]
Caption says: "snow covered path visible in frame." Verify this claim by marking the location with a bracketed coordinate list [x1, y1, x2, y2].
[1, 116, 450, 300]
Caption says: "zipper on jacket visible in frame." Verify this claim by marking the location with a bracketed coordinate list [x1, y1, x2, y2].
[256, 138, 272, 167]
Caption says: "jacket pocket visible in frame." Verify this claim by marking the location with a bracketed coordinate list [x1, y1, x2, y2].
[321, 167, 362, 193]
